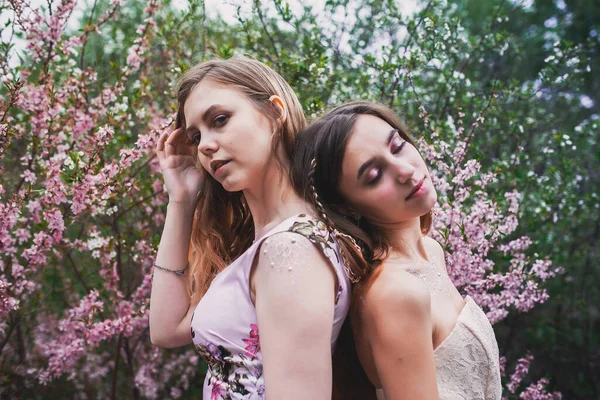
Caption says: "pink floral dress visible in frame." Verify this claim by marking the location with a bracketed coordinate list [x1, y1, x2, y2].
[190, 214, 351, 399]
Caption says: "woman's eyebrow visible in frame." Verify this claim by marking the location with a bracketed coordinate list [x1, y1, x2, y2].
[201, 104, 224, 124]
[356, 129, 397, 181]
[385, 129, 397, 145]
[184, 104, 225, 136]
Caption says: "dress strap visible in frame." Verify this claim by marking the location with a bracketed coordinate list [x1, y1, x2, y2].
[246, 213, 350, 305]
[284, 214, 349, 304]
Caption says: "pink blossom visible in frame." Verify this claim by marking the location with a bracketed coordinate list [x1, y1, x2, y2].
[43, 208, 65, 235]
[135, 133, 156, 152]
[0, 279, 19, 317]
[127, 45, 144, 71]
[505, 190, 522, 214]
[507, 354, 533, 393]
[519, 378, 562, 400]
[15, 228, 31, 244]
[135, 363, 160, 399]
[96, 125, 114, 146]
[72, 111, 95, 140]
[21, 170, 37, 183]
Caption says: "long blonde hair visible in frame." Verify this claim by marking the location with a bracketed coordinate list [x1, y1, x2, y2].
[175, 57, 306, 303]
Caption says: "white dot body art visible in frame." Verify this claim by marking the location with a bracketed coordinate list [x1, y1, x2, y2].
[261, 232, 311, 287]
[405, 252, 453, 299]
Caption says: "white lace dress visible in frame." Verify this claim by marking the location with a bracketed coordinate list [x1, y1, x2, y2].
[376, 296, 502, 400]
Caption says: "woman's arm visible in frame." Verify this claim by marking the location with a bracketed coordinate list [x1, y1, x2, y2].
[361, 271, 439, 400]
[252, 232, 337, 400]
[149, 128, 205, 348]
[149, 201, 197, 348]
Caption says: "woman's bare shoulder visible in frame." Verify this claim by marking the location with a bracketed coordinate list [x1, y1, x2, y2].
[358, 263, 431, 324]
[423, 235, 444, 256]
[423, 235, 448, 273]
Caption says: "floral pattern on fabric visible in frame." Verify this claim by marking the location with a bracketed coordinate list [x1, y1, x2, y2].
[433, 297, 501, 399]
[289, 217, 344, 303]
[242, 324, 260, 358]
[195, 324, 265, 400]
[288, 218, 339, 263]
[191, 214, 351, 399]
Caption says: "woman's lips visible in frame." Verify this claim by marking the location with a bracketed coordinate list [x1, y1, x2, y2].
[212, 160, 231, 177]
[406, 178, 426, 200]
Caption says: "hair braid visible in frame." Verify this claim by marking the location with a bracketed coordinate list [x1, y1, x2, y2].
[309, 158, 335, 228]
[309, 158, 363, 283]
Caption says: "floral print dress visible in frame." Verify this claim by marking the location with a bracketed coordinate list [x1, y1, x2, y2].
[191, 214, 351, 399]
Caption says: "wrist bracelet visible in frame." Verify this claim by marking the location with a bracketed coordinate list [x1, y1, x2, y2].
[153, 262, 189, 277]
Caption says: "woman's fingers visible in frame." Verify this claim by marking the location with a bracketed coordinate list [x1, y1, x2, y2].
[165, 127, 186, 146]
[166, 127, 193, 157]
[163, 128, 181, 157]
[156, 130, 170, 159]
[158, 128, 196, 161]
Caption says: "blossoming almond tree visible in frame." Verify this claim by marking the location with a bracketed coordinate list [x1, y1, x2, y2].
[1, 0, 587, 398]
[0, 0, 203, 398]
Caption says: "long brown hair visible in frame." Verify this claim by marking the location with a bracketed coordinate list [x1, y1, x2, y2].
[292, 101, 434, 399]
[176, 57, 306, 303]
[292, 101, 432, 282]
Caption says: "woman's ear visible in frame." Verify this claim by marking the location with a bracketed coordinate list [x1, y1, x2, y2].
[269, 95, 287, 124]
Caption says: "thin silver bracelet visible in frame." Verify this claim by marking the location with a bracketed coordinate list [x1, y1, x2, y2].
[153, 262, 189, 277]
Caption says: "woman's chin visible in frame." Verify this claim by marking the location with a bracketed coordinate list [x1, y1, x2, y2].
[219, 178, 245, 193]
[424, 193, 438, 211]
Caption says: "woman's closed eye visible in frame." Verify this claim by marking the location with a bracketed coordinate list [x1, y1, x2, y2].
[366, 167, 382, 186]
[391, 135, 406, 154]
[366, 137, 407, 185]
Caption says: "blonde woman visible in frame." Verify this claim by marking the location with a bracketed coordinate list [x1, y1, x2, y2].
[149, 58, 351, 399]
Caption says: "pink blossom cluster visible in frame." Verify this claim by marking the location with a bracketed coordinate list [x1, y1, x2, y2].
[416, 97, 562, 397]
[502, 354, 562, 400]
[418, 105, 562, 325]
[10, 0, 77, 63]
[36, 292, 150, 384]
[125, 2, 160, 74]
[0, 0, 198, 397]
[0, 278, 19, 317]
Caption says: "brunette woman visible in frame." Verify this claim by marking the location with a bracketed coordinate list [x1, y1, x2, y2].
[293, 101, 502, 400]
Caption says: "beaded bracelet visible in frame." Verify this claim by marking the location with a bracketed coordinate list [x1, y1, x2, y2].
[153, 262, 189, 277]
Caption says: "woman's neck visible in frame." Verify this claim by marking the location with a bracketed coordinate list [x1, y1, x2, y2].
[376, 218, 429, 262]
[243, 164, 312, 240]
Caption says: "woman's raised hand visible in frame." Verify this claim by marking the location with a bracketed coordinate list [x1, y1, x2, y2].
[156, 127, 206, 206]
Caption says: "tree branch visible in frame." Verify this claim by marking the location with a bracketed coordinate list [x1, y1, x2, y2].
[110, 334, 123, 400]
[254, 0, 280, 62]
